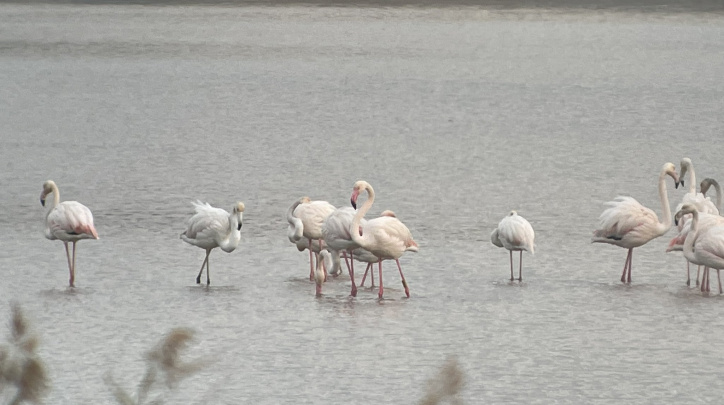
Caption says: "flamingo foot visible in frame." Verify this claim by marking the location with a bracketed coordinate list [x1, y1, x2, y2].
[402, 280, 410, 298]
[196, 276, 201, 284]
[686, 279, 690, 287]
[351, 286, 358, 297]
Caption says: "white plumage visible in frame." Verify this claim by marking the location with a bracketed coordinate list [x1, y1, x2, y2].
[491, 211, 535, 281]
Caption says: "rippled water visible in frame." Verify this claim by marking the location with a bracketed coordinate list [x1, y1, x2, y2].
[1, 3, 724, 404]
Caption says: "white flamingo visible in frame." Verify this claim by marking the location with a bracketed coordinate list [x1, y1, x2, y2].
[675, 204, 724, 294]
[40, 180, 99, 287]
[314, 250, 333, 296]
[671, 159, 719, 285]
[350, 181, 418, 299]
[180, 201, 244, 285]
[592, 162, 679, 283]
[491, 211, 535, 281]
[356, 210, 400, 289]
[322, 206, 367, 296]
[289, 197, 335, 280]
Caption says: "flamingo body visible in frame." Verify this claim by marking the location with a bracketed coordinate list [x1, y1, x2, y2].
[491, 211, 534, 281]
[676, 205, 724, 293]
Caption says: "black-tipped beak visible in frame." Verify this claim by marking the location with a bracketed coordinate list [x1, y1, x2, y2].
[680, 180, 685, 189]
[351, 199, 357, 209]
[674, 217, 679, 226]
[40, 198, 45, 207]
[675, 181, 680, 189]
[237, 222, 242, 231]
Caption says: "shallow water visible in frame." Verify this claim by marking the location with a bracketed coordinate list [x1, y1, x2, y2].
[1, 3, 724, 404]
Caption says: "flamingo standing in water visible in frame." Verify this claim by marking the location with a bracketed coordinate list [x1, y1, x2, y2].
[671, 158, 719, 285]
[322, 206, 367, 296]
[287, 197, 335, 280]
[40, 180, 99, 287]
[180, 201, 244, 285]
[592, 162, 679, 283]
[491, 211, 535, 281]
[675, 204, 724, 294]
[350, 181, 418, 299]
[356, 210, 400, 288]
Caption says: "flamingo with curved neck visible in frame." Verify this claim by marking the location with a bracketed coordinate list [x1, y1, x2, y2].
[701, 178, 722, 213]
[592, 162, 679, 283]
[350, 181, 417, 298]
[181, 200, 244, 285]
[675, 204, 724, 294]
[40, 180, 99, 287]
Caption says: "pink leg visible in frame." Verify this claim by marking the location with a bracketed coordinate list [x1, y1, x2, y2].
[627, 249, 633, 283]
[701, 267, 707, 293]
[360, 263, 370, 286]
[63, 242, 73, 287]
[509, 250, 514, 281]
[518, 251, 523, 282]
[71, 242, 78, 286]
[620, 249, 632, 283]
[378, 260, 384, 299]
[707, 268, 711, 292]
[686, 261, 691, 286]
[196, 250, 210, 284]
[696, 266, 701, 286]
[395, 259, 410, 298]
[308, 238, 314, 281]
[349, 251, 357, 297]
[341, 251, 352, 276]
[718, 269, 722, 294]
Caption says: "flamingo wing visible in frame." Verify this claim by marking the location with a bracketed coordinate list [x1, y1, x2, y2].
[48, 201, 98, 239]
[694, 226, 724, 267]
[680, 192, 719, 215]
[497, 214, 535, 253]
[594, 196, 660, 242]
[182, 201, 228, 241]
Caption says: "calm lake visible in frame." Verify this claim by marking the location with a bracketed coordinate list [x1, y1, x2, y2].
[1, 2, 724, 403]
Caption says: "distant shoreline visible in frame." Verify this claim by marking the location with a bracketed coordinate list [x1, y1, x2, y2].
[1, 0, 723, 13]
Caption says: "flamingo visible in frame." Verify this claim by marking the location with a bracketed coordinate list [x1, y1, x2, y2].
[180, 201, 244, 285]
[701, 178, 722, 213]
[350, 180, 418, 299]
[40, 180, 99, 287]
[289, 197, 335, 280]
[675, 204, 724, 294]
[356, 210, 399, 288]
[314, 250, 333, 296]
[490, 211, 535, 282]
[287, 197, 327, 260]
[592, 162, 679, 283]
[671, 159, 719, 285]
[321, 206, 367, 296]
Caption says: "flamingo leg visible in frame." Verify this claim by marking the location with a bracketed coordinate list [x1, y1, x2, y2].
[71, 241, 77, 287]
[718, 269, 722, 294]
[63, 242, 74, 287]
[696, 266, 701, 286]
[378, 260, 384, 299]
[308, 238, 314, 281]
[509, 250, 514, 281]
[686, 261, 691, 286]
[342, 251, 352, 276]
[196, 249, 210, 284]
[620, 249, 632, 283]
[707, 268, 711, 292]
[518, 251, 523, 282]
[395, 259, 410, 298]
[370, 264, 375, 287]
[701, 267, 709, 293]
[360, 263, 370, 286]
[349, 252, 357, 297]
[319, 240, 327, 281]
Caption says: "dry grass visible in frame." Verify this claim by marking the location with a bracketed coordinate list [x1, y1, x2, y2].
[104, 328, 207, 405]
[418, 356, 466, 405]
[0, 303, 49, 405]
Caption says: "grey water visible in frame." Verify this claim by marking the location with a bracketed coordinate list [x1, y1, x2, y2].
[1, 2, 724, 403]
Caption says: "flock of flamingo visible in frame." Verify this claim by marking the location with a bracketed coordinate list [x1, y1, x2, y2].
[39, 160, 724, 298]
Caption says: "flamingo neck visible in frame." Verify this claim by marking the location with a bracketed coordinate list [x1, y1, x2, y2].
[658, 168, 673, 232]
[46, 184, 61, 216]
[683, 210, 699, 258]
[286, 200, 304, 242]
[712, 180, 722, 212]
[219, 213, 241, 253]
[351, 185, 375, 250]
[687, 164, 696, 195]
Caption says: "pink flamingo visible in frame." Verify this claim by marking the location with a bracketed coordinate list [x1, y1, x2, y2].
[356, 210, 398, 288]
[180, 201, 244, 285]
[287, 197, 334, 280]
[592, 162, 679, 283]
[491, 211, 535, 281]
[675, 204, 724, 294]
[321, 206, 367, 296]
[350, 181, 418, 298]
[40, 180, 99, 287]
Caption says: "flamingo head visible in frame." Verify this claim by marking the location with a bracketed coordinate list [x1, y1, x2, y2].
[674, 203, 697, 226]
[380, 210, 396, 218]
[700, 178, 715, 197]
[662, 162, 680, 189]
[300, 196, 311, 204]
[40, 180, 57, 206]
[314, 250, 330, 295]
[233, 202, 245, 230]
[678, 158, 692, 189]
[350, 180, 370, 209]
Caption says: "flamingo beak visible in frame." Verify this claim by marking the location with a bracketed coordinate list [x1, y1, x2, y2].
[40, 198, 45, 207]
[237, 222, 242, 231]
[350, 189, 359, 209]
